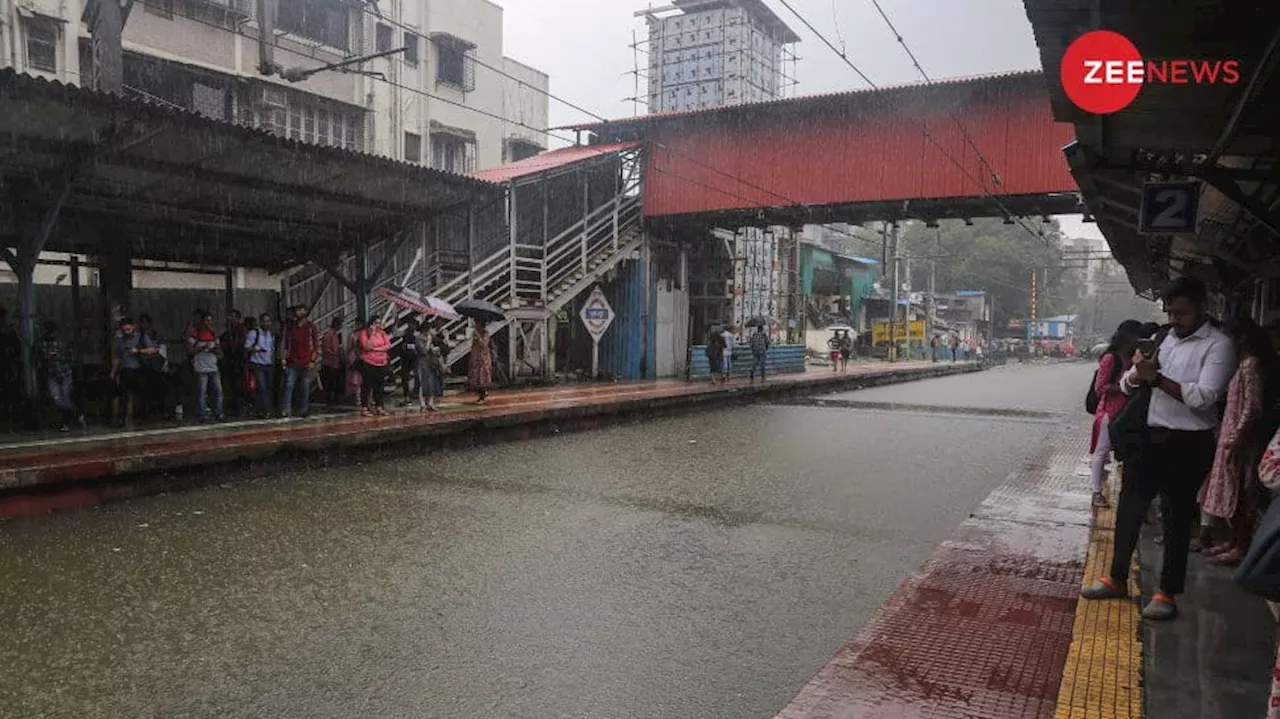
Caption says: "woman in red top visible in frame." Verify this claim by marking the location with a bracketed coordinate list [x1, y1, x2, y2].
[1089, 321, 1141, 508]
[356, 318, 392, 416]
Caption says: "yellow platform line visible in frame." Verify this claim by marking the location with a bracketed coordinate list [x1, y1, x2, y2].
[1054, 475, 1143, 719]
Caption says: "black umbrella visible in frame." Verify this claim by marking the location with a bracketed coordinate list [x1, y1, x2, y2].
[455, 298, 506, 323]
[746, 316, 772, 328]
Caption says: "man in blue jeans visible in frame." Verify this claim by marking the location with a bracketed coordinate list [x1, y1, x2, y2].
[187, 312, 224, 422]
[245, 313, 276, 418]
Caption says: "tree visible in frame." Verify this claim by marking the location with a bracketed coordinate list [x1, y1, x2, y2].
[897, 218, 1071, 329]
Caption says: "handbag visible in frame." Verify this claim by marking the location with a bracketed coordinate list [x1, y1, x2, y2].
[1235, 496, 1280, 600]
[244, 366, 258, 394]
[1107, 330, 1169, 462]
[1085, 352, 1121, 415]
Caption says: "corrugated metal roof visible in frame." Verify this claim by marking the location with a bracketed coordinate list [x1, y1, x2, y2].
[0, 69, 501, 271]
[468, 142, 641, 184]
[558, 70, 1047, 132]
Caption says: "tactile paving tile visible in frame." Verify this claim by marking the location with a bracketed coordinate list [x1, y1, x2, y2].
[774, 420, 1096, 719]
[1051, 472, 1143, 719]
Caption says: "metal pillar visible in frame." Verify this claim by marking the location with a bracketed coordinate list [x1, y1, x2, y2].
[641, 233, 651, 379]
[508, 181, 518, 306]
[927, 260, 936, 342]
[356, 244, 371, 323]
[467, 206, 477, 298]
[581, 167, 590, 272]
[612, 160, 621, 252]
[224, 266, 235, 322]
[69, 255, 82, 333]
[4, 180, 73, 400]
[889, 222, 900, 361]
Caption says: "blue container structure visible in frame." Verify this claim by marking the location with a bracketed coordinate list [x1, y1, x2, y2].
[688, 344, 806, 380]
[598, 258, 654, 380]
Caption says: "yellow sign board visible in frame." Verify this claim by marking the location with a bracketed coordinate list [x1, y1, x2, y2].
[871, 320, 926, 345]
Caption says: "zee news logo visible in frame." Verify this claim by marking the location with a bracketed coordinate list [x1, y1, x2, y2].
[1062, 30, 1242, 115]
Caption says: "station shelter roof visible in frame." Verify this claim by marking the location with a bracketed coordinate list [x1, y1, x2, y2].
[1023, 0, 1280, 296]
[0, 69, 503, 273]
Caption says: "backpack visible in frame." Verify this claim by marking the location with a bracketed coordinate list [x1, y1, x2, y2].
[1085, 352, 1122, 415]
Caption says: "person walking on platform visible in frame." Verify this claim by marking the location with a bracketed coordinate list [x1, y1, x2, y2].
[838, 331, 854, 372]
[720, 327, 736, 381]
[705, 327, 725, 384]
[749, 325, 770, 382]
[1081, 277, 1236, 621]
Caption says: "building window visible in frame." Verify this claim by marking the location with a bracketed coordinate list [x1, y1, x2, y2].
[432, 34, 476, 91]
[277, 0, 349, 50]
[24, 17, 58, 73]
[376, 23, 392, 52]
[432, 133, 475, 174]
[404, 132, 421, 163]
[504, 138, 542, 164]
[403, 32, 418, 65]
[245, 84, 363, 151]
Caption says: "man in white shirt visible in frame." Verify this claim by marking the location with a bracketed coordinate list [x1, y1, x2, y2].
[1081, 276, 1236, 621]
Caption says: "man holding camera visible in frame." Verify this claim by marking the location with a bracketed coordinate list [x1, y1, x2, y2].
[1080, 276, 1236, 621]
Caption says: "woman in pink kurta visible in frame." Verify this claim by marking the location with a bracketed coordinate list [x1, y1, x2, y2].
[1198, 317, 1276, 565]
[1088, 324, 1139, 508]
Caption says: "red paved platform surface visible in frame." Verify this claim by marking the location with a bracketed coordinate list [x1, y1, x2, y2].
[0, 361, 977, 517]
[773, 422, 1092, 719]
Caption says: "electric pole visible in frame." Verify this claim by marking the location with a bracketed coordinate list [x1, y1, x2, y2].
[1029, 269, 1037, 345]
[889, 222, 900, 361]
[927, 259, 936, 343]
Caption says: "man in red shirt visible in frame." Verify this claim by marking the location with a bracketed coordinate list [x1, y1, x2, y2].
[280, 305, 319, 418]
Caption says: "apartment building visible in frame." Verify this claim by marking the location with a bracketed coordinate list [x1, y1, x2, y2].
[1, 0, 548, 288]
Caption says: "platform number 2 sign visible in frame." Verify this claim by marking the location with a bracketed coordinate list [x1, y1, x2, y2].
[1139, 181, 1200, 234]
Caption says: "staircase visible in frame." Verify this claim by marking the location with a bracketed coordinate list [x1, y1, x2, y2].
[372, 193, 644, 373]
[284, 145, 646, 383]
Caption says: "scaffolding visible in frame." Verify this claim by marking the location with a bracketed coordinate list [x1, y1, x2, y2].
[629, 0, 800, 113]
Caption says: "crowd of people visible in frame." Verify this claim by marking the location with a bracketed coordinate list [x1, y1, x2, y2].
[1079, 276, 1280, 712]
[7, 305, 505, 433]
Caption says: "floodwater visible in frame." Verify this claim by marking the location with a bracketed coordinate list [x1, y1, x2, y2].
[0, 362, 1092, 719]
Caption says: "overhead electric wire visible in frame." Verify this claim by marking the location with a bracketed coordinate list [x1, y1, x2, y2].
[772, 0, 1055, 248]
[867, 0, 1004, 198]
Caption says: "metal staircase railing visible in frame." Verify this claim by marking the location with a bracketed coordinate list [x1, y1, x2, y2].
[440, 194, 644, 368]
[287, 160, 646, 387]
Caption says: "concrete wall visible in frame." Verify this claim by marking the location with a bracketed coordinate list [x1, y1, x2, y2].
[500, 56, 549, 159]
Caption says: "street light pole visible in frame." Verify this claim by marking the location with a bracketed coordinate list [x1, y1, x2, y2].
[889, 222, 900, 361]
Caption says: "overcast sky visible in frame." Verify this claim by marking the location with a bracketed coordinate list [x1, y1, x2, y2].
[494, 0, 1102, 240]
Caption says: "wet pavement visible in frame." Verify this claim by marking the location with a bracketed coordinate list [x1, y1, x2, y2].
[2, 363, 1090, 719]
[1140, 526, 1275, 718]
